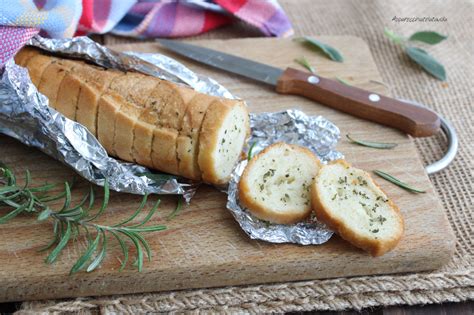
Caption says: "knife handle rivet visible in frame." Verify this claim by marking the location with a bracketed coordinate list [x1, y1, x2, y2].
[307, 76, 320, 84]
[369, 93, 380, 102]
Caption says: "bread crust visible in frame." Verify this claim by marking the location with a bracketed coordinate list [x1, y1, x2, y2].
[199, 99, 249, 184]
[75, 68, 122, 136]
[239, 142, 321, 224]
[56, 72, 82, 120]
[14, 47, 40, 67]
[311, 159, 404, 256]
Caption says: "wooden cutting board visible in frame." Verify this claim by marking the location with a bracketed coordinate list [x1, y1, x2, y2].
[0, 36, 455, 302]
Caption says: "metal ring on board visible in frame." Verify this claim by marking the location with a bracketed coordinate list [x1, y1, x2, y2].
[399, 99, 458, 174]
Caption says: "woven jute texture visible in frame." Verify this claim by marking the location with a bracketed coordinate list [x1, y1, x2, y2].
[18, 0, 473, 313]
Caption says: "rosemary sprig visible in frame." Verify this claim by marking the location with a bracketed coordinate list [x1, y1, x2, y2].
[373, 170, 426, 193]
[346, 134, 398, 149]
[0, 164, 167, 273]
[294, 56, 316, 73]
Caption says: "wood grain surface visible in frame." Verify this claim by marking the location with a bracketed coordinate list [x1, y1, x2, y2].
[0, 36, 455, 302]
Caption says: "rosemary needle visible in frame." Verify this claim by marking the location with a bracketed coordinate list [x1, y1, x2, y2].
[346, 134, 398, 149]
[247, 142, 258, 161]
[373, 170, 426, 193]
[294, 56, 316, 73]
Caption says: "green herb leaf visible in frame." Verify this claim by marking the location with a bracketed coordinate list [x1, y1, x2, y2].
[346, 134, 398, 149]
[373, 170, 426, 193]
[297, 36, 344, 62]
[405, 46, 446, 81]
[294, 56, 316, 73]
[70, 231, 101, 274]
[45, 221, 72, 264]
[409, 31, 447, 45]
[384, 28, 405, 45]
[37, 209, 52, 221]
[167, 196, 183, 220]
[110, 230, 129, 272]
[87, 230, 107, 272]
[247, 142, 257, 161]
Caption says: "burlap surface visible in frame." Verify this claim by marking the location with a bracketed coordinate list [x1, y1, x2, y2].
[18, 0, 473, 313]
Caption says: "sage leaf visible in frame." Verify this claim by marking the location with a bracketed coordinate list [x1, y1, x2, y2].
[409, 31, 447, 45]
[346, 134, 398, 149]
[405, 46, 446, 80]
[298, 36, 344, 62]
[373, 170, 426, 193]
[294, 56, 316, 73]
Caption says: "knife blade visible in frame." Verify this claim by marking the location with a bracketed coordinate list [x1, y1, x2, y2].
[158, 39, 440, 137]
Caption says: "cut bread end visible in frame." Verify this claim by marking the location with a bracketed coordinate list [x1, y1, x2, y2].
[199, 100, 250, 185]
[311, 160, 404, 256]
[239, 142, 321, 224]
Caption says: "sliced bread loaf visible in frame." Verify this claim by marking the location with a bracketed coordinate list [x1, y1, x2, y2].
[311, 160, 404, 256]
[239, 142, 321, 224]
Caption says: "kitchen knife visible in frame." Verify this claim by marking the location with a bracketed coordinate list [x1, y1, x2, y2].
[158, 39, 440, 137]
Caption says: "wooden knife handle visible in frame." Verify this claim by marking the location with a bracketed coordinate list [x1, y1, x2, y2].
[275, 68, 440, 137]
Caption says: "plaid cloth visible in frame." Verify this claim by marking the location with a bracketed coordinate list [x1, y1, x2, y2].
[0, 0, 293, 67]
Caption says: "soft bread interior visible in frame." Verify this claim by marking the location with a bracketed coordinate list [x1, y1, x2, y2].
[239, 143, 320, 224]
[209, 103, 249, 182]
[312, 161, 404, 256]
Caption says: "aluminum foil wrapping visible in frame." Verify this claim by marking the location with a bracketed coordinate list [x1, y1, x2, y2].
[0, 36, 240, 202]
[227, 110, 344, 245]
[0, 36, 343, 245]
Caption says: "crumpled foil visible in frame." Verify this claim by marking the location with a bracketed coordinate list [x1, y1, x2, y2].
[227, 110, 344, 245]
[0, 36, 240, 202]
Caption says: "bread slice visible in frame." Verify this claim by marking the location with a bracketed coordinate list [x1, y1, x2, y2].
[136, 80, 181, 175]
[199, 99, 250, 185]
[75, 66, 123, 136]
[54, 60, 83, 120]
[311, 160, 404, 256]
[24, 54, 56, 87]
[97, 73, 143, 156]
[176, 94, 217, 180]
[239, 142, 321, 224]
[38, 60, 71, 111]
[118, 76, 159, 164]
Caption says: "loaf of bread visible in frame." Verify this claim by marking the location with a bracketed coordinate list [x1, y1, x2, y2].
[239, 142, 321, 224]
[311, 160, 404, 256]
[15, 47, 250, 185]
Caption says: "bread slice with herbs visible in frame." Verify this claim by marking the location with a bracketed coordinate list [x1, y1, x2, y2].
[311, 160, 404, 256]
[199, 99, 250, 185]
[239, 142, 321, 224]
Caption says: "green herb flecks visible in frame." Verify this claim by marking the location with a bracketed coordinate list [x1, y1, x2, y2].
[0, 164, 168, 274]
[294, 56, 316, 73]
[294, 36, 344, 62]
[373, 170, 426, 193]
[384, 28, 447, 81]
[346, 134, 398, 149]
